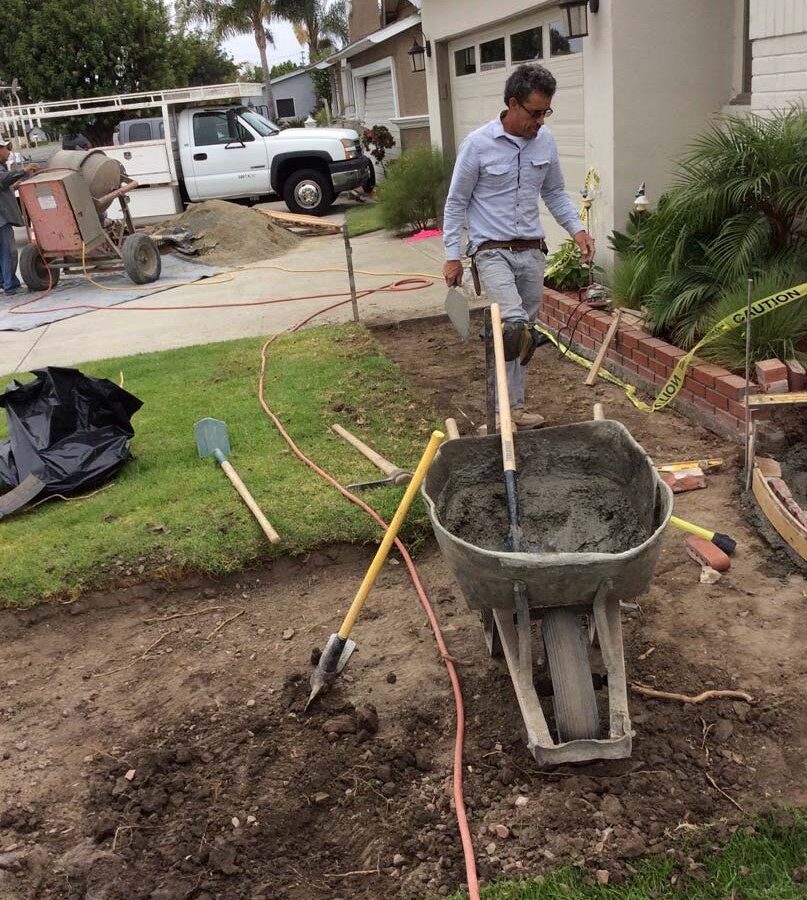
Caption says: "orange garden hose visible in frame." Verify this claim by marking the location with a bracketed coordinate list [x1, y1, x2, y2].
[6, 257, 481, 897]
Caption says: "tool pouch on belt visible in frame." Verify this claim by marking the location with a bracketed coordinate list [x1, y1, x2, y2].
[469, 254, 482, 296]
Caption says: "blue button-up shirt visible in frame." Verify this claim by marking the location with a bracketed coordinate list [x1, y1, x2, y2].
[443, 117, 583, 260]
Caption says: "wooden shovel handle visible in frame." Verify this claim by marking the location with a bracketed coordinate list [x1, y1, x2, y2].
[490, 303, 516, 472]
[220, 459, 280, 545]
[331, 423, 398, 476]
[585, 308, 622, 386]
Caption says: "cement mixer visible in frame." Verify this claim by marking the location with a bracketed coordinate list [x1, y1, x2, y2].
[15, 148, 161, 290]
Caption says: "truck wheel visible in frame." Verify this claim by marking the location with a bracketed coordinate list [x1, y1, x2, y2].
[19, 243, 60, 291]
[283, 169, 334, 216]
[542, 608, 600, 743]
[122, 233, 161, 285]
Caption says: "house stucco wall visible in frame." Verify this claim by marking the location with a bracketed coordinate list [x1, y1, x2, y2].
[348, 27, 428, 118]
[270, 72, 318, 120]
[750, 0, 807, 109]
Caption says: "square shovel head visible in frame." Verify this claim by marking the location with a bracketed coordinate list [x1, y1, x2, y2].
[445, 287, 471, 341]
[194, 417, 231, 459]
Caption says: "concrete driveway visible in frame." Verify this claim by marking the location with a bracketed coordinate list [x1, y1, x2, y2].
[0, 218, 454, 377]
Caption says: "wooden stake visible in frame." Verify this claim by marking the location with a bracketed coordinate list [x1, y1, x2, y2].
[585, 309, 622, 386]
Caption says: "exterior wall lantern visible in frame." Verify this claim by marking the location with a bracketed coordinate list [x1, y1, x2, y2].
[558, 0, 599, 39]
[407, 36, 431, 73]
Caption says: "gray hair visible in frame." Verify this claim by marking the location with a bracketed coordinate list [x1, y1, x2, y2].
[504, 64, 556, 105]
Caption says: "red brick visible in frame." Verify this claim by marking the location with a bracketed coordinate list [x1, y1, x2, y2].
[786, 359, 806, 391]
[769, 479, 807, 527]
[619, 331, 640, 350]
[661, 468, 707, 494]
[714, 374, 752, 400]
[650, 358, 669, 376]
[727, 399, 751, 420]
[702, 387, 728, 410]
[642, 337, 669, 351]
[694, 394, 713, 411]
[763, 379, 790, 395]
[587, 315, 609, 334]
[685, 535, 731, 572]
[632, 350, 651, 368]
[655, 344, 687, 366]
[622, 359, 639, 373]
[637, 366, 656, 384]
[755, 358, 788, 386]
[686, 379, 708, 399]
[679, 388, 697, 403]
[691, 363, 728, 389]
[581, 334, 595, 350]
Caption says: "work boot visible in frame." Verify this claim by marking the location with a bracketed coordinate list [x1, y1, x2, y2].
[476, 410, 545, 435]
[511, 408, 546, 429]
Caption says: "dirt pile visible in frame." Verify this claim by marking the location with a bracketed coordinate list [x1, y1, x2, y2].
[156, 200, 299, 265]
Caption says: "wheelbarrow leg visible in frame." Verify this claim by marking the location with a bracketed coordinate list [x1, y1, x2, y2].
[481, 608, 503, 658]
[592, 584, 632, 744]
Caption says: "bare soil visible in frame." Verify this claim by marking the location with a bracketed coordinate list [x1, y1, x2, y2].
[1, 316, 806, 899]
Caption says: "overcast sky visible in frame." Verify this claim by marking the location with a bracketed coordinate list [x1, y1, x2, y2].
[223, 21, 308, 70]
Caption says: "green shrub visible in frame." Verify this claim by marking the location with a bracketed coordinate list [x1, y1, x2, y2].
[698, 254, 807, 373]
[376, 145, 448, 233]
[609, 108, 807, 346]
[544, 239, 588, 291]
[609, 254, 646, 309]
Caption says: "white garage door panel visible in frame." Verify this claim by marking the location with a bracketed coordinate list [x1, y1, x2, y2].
[361, 71, 401, 160]
[449, 7, 585, 249]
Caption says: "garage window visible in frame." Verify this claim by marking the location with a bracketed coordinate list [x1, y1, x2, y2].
[276, 98, 296, 118]
[511, 26, 543, 63]
[480, 37, 505, 71]
[454, 47, 476, 76]
[550, 19, 582, 56]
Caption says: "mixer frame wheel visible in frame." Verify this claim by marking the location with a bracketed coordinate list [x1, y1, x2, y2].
[19, 243, 60, 292]
[122, 233, 161, 285]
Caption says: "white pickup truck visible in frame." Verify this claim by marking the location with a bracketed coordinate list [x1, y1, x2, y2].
[104, 104, 371, 220]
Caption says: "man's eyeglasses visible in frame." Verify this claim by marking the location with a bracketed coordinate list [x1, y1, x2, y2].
[518, 101, 553, 120]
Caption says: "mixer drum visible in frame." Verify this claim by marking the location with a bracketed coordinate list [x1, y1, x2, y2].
[46, 149, 125, 212]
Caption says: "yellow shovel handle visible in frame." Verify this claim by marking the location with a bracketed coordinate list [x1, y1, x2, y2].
[669, 515, 713, 541]
[338, 430, 444, 639]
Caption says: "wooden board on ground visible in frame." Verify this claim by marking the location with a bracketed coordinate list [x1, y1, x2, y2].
[752, 465, 807, 562]
[747, 391, 807, 408]
[257, 208, 341, 235]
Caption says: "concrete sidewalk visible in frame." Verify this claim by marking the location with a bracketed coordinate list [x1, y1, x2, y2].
[0, 226, 452, 377]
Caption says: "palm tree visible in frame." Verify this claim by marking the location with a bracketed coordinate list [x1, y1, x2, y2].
[275, 0, 348, 58]
[178, 0, 278, 117]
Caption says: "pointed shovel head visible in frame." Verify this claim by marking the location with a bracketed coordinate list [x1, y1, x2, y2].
[305, 635, 357, 710]
[194, 417, 230, 460]
[445, 287, 471, 341]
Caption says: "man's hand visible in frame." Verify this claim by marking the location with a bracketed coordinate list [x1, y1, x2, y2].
[443, 259, 463, 287]
[573, 230, 595, 265]
[23, 164, 39, 175]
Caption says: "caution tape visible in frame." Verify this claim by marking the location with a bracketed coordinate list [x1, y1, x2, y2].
[534, 323, 654, 413]
[652, 282, 807, 411]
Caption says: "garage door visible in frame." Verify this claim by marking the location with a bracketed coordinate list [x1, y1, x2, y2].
[360, 70, 401, 162]
[448, 8, 584, 249]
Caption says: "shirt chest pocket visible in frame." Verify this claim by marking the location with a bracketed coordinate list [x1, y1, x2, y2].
[522, 158, 550, 191]
[479, 161, 516, 191]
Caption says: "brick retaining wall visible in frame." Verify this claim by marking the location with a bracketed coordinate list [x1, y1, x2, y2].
[539, 288, 763, 439]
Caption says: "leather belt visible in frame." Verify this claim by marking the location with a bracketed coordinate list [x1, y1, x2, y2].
[476, 238, 548, 254]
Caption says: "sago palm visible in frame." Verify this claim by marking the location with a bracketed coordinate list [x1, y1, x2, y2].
[177, 0, 277, 116]
[615, 107, 807, 347]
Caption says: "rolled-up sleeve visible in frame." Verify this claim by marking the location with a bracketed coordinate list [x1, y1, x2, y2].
[540, 144, 584, 237]
[443, 137, 480, 260]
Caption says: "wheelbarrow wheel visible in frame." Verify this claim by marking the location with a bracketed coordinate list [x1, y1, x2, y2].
[122, 233, 161, 285]
[542, 609, 600, 742]
[19, 243, 60, 291]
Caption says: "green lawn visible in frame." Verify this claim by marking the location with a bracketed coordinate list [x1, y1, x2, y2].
[453, 813, 807, 900]
[0, 325, 438, 606]
[345, 201, 385, 237]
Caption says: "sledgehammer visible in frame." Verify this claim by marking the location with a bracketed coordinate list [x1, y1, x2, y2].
[331, 423, 412, 489]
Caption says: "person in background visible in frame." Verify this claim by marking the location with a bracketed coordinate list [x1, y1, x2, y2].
[0, 137, 37, 296]
[442, 64, 595, 430]
[62, 132, 92, 151]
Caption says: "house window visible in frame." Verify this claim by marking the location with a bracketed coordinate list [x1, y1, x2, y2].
[511, 27, 543, 63]
[549, 19, 582, 56]
[454, 47, 476, 76]
[480, 37, 506, 72]
[276, 98, 296, 118]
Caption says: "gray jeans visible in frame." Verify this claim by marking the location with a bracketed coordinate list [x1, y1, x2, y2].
[475, 247, 546, 410]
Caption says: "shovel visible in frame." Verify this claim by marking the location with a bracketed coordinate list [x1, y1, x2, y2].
[305, 429, 445, 709]
[194, 417, 280, 545]
[445, 286, 471, 341]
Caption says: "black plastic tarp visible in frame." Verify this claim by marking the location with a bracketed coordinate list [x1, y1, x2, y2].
[0, 367, 142, 512]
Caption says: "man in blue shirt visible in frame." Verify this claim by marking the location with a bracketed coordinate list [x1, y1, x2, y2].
[443, 64, 594, 429]
[0, 137, 37, 296]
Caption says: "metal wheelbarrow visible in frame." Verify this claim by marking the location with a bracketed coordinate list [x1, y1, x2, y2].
[422, 419, 673, 766]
